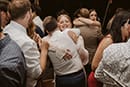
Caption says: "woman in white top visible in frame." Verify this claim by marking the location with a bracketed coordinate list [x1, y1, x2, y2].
[57, 10, 89, 65]
[43, 16, 86, 87]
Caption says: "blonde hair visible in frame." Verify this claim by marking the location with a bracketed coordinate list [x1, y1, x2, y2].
[57, 14, 71, 22]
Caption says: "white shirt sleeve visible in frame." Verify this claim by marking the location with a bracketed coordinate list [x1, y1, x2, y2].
[22, 41, 42, 79]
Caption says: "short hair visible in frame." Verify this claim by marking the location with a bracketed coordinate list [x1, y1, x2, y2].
[74, 8, 89, 18]
[8, 0, 31, 20]
[43, 16, 57, 33]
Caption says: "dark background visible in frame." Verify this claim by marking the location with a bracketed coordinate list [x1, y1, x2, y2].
[39, 0, 130, 33]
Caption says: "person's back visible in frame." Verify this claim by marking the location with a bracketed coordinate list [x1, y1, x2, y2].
[0, 1, 26, 86]
[73, 8, 103, 64]
[95, 39, 130, 87]
[43, 16, 86, 87]
[0, 33, 26, 87]
[44, 29, 83, 75]
[79, 25, 102, 63]
[95, 10, 130, 87]
[4, 0, 49, 87]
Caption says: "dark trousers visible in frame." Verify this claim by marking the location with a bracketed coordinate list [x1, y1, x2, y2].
[56, 70, 86, 87]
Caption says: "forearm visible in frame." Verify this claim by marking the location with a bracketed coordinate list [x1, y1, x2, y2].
[40, 50, 48, 71]
[92, 21, 101, 27]
[78, 17, 101, 27]
[91, 52, 103, 71]
[73, 18, 86, 26]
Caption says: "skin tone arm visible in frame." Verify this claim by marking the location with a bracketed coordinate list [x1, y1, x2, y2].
[93, 20, 130, 71]
[73, 18, 86, 26]
[67, 30, 78, 44]
[73, 17, 101, 27]
[39, 39, 49, 71]
[91, 35, 113, 71]
[33, 33, 49, 71]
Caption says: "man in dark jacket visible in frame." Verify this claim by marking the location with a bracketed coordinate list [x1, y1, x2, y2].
[0, 30, 27, 87]
[0, 0, 27, 87]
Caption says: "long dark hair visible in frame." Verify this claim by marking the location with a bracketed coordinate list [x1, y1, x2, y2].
[109, 10, 130, 43]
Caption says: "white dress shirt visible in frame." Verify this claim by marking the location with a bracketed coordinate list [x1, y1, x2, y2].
[4, 21, 42, 87]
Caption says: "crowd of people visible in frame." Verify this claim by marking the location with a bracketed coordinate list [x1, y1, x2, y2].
[0, 0, 130, 87]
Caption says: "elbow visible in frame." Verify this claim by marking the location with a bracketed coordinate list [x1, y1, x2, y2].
[40, 62, 47, 72]
[41, 66, 45, 71]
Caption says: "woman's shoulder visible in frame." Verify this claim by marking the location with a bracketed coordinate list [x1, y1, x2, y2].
[100, 34, 113, 45]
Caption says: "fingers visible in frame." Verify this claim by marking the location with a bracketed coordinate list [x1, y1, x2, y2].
[32, 33, 49, 51]
[63, 49, 72, 60]
[33, 33, 40, 43]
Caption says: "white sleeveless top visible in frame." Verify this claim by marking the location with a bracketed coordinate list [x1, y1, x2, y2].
[45, 30, 83, 75]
